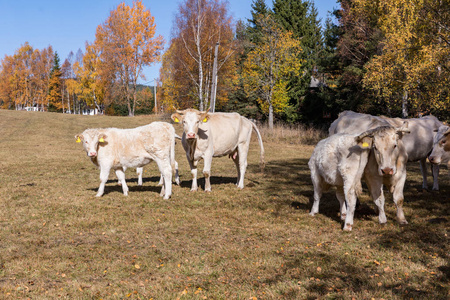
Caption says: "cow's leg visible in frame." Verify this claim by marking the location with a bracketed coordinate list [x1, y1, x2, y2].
[203, 155, 213, 192]
[158, 174, 164, 186]
[156, 159, 172, 199]
[136, 167, 143, 186]
[115, 168, 128, 196]
[336, 186, 347, 220]
[343, 188, 357, 231]
[236, 145, 249, 189]
[188, 155, 198, 192]
[392, 172, 408, 225]
[431, 163, 439, 191]
[366, 175, 387, 224]
[118, 167, 127, 186]
[96, 166, 111, 197]
[309, 173, 323, 216]
[419, 158, 428, 190]
[231, 151, 241, 186]
[174, 160, 180, 185]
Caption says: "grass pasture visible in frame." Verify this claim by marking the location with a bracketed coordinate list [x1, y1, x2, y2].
[0, 109, 448, 299]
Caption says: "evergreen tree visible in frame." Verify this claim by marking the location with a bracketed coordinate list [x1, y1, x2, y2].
[272, 0, 323, 122]
[48, 52, 63, 111]
[247, 0, 271, 44]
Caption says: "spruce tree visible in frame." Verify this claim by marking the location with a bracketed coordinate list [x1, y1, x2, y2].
[48, 52, 62, 111]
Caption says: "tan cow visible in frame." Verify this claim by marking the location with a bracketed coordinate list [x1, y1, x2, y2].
[429, 125, 450, 167]
[75, 122, 177, 199]
[171, 109, 265, 192]
[329, 111, 443, 190]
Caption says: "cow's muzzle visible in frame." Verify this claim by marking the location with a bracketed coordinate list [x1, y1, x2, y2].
[88, 152, 97, 157]
[381, 167, 394, 175]
[187, 132, 196, 139]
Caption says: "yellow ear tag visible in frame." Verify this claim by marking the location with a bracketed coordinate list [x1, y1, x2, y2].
[202, 118, 208, 123]
[76, 137, 81, 143]
[362, 142, 369, 148]
[174, 117, 179, 123]
[99, 137, 105, 143]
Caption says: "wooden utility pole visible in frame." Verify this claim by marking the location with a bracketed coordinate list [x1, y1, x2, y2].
[210, 42, 219, 113]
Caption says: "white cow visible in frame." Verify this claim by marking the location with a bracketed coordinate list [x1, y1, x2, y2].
[75, 122, 177, 199]
[429, 125, 450, 167]
[329, 111, 443, 190]
[171, 109, 265, 192]
[309, 132, 373, 230]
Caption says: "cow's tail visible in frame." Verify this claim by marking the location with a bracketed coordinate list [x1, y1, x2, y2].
[251, 121, 265, 172]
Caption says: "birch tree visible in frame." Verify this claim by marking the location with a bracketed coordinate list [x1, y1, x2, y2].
[161, 0, 236, 111]
[95, 0, 164, 116]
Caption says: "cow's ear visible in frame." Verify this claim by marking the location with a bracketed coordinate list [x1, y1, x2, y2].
[201, 113, 210, 123]
[445, 127, 450, 136]
[75, 134, 83, 143]
[355, 136, 372, 149]
[99, 133, 107, 143]
[171, 113, 182, 123]
[396, 121, 410, 138]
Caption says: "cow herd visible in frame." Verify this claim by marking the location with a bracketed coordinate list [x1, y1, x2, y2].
[75, 109, 450, 230]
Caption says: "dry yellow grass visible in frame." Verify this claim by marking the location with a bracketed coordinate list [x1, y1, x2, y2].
[0, 110, 448, 299]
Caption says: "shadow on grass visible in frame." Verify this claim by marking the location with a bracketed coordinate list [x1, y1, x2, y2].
[178, 176, 238, 190]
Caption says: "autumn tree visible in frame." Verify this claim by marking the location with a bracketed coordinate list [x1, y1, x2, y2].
[359, 0, 450, 118]
[74, 42, 106, 114]
[31, 46, 54, 111]
[94, 0, 164, 116]
[0, 54, 15, 109]
[160, 0, 236, 111]
[242, 14, 303, 129]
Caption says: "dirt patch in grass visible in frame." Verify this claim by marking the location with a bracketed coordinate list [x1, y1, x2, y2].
[0, 110, 448, 299]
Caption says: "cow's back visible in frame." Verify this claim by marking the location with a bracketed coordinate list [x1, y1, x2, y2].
[207, 112, 243, 156]
[97, 123, 172, 168]
[383, 116, 442, 162]
[329, 111, 389, 135]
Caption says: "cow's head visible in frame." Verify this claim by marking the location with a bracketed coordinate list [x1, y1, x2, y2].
[356, 123, 409, 176]
[429, 125, 450, 164]
[75, 129, 107, 158]
[171, 108, 210, 140]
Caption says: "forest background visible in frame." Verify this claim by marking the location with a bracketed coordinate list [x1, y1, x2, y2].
[1, 0, 449, 127]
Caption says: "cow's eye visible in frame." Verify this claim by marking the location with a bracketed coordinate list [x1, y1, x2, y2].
[393, 144, 397, 149]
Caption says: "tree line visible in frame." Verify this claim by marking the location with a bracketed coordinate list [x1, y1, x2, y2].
[1, 0, 448, 124]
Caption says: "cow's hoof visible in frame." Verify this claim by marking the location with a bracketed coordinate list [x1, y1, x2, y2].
[309, 212, 316, 216]
[399, 220, 408, 226]
[343, 224, 352, 231]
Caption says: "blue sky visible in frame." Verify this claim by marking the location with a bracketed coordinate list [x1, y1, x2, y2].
[0, 0, 338, 84]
